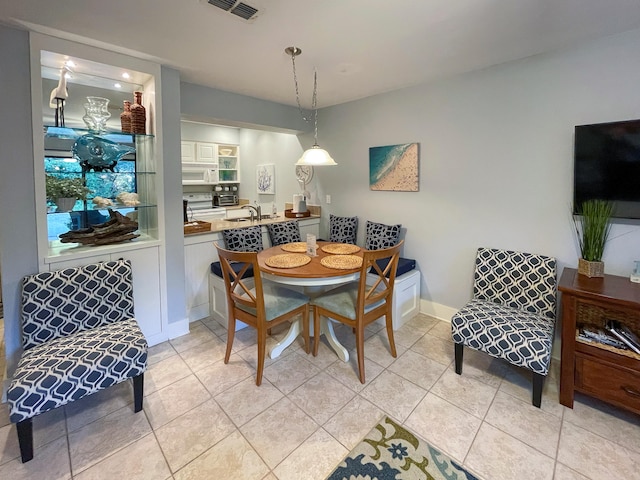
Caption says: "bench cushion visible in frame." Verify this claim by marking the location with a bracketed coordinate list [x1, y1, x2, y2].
[369, 257, 415, 277]
[210, 261, 255, 279]
[451, 298, 555, 375]
[7, 318, 147, 423]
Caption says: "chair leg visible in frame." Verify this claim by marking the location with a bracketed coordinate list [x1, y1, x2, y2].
[256, 326, 267, 386]
[224, 316, 235, 364]
[133, 373, 144, 413]
[385, 313, 397, 358]
[313, 306, 321, 357]
[17, 418, 33, 463]
[454, 343, 464, 374]
[355, 323, 366, 384]
[532, 372, 544, 408]
[302, 306, 310, 355]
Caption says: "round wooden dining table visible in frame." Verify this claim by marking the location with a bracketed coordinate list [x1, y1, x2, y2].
[257, 241, 364, 361]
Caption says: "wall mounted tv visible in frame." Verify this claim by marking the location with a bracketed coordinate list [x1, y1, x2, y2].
[574, 119, 640, 219]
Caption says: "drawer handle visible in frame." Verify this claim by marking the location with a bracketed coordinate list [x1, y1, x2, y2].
[622, 386, 640, 398]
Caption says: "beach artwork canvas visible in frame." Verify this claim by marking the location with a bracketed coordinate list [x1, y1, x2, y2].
[369, 143, 419, 191]
[257, 164, 275, 194]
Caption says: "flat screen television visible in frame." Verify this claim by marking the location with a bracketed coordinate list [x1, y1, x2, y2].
[574, 119, 640, 219]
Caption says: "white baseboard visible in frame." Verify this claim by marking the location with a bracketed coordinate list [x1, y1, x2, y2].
[419, 299, 457, 323]
[164, 319, 190, 341]
[188, 303, 210, 322]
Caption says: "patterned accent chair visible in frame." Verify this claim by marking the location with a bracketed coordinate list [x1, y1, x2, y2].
[267, 220, 302, 246]
[329, 214, 358, 244]
[7, 259, 148, 462]
[364, 220, 402, 250]
[451, 247, 557, 407]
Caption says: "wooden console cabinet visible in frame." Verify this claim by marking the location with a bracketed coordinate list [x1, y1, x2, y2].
[559, 268, 640, 414]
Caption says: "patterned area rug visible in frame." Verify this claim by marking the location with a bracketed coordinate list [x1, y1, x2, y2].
[327, 417, 479, 480]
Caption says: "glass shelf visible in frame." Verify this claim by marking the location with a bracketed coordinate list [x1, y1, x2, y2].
[44, 125, 155, 140]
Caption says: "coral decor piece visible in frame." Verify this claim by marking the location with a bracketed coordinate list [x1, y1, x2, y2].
[116, 192, 140, 206]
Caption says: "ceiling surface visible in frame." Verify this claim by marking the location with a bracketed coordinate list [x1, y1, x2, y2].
[2, 0, 640, 108]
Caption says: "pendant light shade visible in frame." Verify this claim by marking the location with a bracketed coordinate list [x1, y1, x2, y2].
[286, 46, 337, 166]
[296, 144, 337, 166]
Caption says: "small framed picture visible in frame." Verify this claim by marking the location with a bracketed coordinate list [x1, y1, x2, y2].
[256, 164, 275, 194]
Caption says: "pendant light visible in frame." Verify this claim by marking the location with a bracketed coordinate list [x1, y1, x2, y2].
[285, 46, 337, 166]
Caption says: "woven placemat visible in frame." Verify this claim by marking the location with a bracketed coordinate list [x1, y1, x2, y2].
[265, 253, 311, 268]
[321, 255, 363, 270]
[281, 242, 307, 253]
[321, 243, 361, 255]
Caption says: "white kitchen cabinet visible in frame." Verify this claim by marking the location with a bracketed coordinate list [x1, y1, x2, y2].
[184, 238, 218, 322]
[197, 142, 216, 163]
[181, 141, 196, 163]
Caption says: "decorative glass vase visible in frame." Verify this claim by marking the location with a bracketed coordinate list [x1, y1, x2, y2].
[120, 100, 132, 133]
[72, 134, 136, 173]
[82, 96, 111, 133]
[131, 91, 146, 134]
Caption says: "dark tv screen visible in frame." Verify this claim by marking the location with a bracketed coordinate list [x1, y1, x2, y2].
[574, 119, 640, 219]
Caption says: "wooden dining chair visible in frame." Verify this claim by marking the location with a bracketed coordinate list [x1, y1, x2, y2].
[215, 244, 311, 385]
[311, 241, 403, 383]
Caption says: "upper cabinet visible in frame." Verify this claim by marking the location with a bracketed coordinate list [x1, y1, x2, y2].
[181, 141, 239, 184]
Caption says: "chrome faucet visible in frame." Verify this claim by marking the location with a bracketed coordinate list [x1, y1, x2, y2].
[241, 204, 261, 222]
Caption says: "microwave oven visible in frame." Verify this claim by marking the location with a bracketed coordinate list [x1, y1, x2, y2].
[182, 163, 219, 185]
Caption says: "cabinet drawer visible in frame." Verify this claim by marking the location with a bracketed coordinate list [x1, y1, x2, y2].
[576, 357, 640, 411]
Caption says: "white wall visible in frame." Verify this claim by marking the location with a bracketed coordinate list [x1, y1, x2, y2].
[319, 28, 640, 316]
[0, 25, 38, 372]
[239, 129, 307, 209]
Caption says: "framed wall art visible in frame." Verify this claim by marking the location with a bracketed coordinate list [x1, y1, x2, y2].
[369, 143, 419, 192]
[256, 164, 275, 194]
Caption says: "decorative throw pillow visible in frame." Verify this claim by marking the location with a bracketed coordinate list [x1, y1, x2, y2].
[222, 225, 263, 252]
[267, 221, 301, 246]
[365, 220, 401, 250]
[329, 214, 358, 245]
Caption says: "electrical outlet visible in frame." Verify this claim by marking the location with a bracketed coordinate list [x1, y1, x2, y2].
[326, 194, 331, 204]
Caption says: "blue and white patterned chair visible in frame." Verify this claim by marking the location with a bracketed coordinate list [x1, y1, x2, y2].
[267, 220, 301, 246]
[7, 259, 148, 462]
[451, 247, 557, 407]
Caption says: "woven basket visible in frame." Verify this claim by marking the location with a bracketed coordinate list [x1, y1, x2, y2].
[578, 258, 604, 278]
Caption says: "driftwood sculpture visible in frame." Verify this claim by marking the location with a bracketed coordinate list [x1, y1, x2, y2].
[60, 209, 140, 245]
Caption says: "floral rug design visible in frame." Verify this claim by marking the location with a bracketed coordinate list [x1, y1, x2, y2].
[327, 416, 479, 480]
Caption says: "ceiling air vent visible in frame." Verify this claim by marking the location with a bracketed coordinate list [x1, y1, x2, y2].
[206, 0, 260, 21]
[231, 3, 258, 20]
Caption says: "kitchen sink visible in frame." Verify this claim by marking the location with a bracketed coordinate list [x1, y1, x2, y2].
[225, 218, 249, 222]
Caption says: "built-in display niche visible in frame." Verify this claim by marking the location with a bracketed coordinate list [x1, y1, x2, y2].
[41, 51, 157, 252]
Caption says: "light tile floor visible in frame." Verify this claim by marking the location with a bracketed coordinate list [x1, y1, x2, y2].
[2, 313, 640, 479]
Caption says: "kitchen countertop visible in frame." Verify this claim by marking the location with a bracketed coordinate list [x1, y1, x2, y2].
[184, 212, 320, 236]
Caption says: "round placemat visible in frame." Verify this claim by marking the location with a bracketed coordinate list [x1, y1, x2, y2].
[265, 253, 311, 268]
[281, 242, 307, 253]
[321, 255, 363, 270]
[321, 243, 361, 255]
